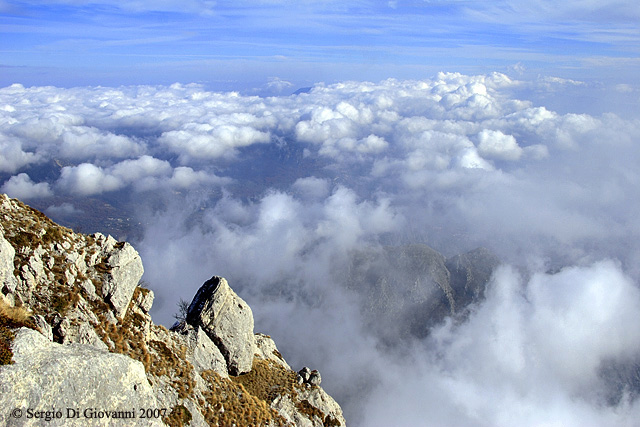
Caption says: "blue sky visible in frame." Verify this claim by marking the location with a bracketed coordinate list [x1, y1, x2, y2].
[1, 0, 639, 90]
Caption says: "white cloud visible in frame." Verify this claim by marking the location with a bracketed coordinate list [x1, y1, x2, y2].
[523, 144, 549, 160]
[292, 177, 331, 200]
[1, 173, 52, 199]
[158, 124, 271, 162]
[15, 0, 217, 14]
[360, 261, 640, 427]
[111, 155, 171, 180]
[477, 129, 523, 161]
[615, 84, 634, 93]
[55, 155, 228, 195]
[168, 166, 231, 189]
[59, 127, 144, 160]
[0, 136, 40, 173]
[45, 202, 83, 218]
[3, 73, 640, 425]
[265, 77, 294, 93]
[57, 163, 123, 196]
[503, 0, 640, 22]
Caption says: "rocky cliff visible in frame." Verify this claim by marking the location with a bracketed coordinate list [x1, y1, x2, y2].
[0, 194, 345, 427]
[347, 243, 500, 345]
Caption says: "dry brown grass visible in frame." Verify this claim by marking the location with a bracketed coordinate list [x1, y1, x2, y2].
[232, 359, 298, 403]
[2, 198, 74, 253]
[232, 358, 341, 426]
[201, 369, 287, 427]
[0, 297, 35, 365]
[163, 404, 192, 427]
[0, 297, 32, 324]
[91, 291, 198, 401]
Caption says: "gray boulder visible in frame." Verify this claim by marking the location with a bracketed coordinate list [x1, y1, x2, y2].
[297, 367, 322, 386]
[101, 243, 144, 319]
[308, 370, 322, 386]
[172, 321, 229, 377]
[298, 366, 312, 383]
[298, 387, 347, 426]
[0, 328, 161, 426]
[271, 394, 315, 427]
[186, 276, 255, 375]
[297, 386, 346, 427]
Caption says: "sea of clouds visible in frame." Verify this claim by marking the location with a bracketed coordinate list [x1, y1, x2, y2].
[2, 72, 640, 425]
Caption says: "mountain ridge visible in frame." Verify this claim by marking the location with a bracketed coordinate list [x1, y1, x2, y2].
[0, 193, 345, 427]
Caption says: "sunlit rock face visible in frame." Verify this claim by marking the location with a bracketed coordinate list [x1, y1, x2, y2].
[186, 276, 256, 376]
[0, 194, 346, 427]
[0, 328, 161, 427]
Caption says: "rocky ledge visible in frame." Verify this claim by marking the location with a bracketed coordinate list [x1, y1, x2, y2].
[0, 194, 345, 427]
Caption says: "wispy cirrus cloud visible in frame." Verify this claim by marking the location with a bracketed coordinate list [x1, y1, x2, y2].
[2, 0, 638, 87]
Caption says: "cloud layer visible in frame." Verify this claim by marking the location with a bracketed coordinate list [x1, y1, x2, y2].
[2, 73, 640, 425]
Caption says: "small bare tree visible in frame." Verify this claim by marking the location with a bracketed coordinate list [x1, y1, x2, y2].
[173, 298, 190, 323]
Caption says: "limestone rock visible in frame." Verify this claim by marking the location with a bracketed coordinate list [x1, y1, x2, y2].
[0, 225, 17, 294]
[191, 326, 228, 377]
[297, 367, 322, 386]
[298, 366, 312, 383]
[101, 242, 144, 319]
[255, 333, 291, 370]
[172, 321, 229, 377]
[308, 370, 322, 386]
[32, 314, 53, 342]
[0, 328, 161, 426]
[79, 279, 98, 300]
[186, 276, 255, 375]
[0, 195, 348, 426]
[272, 385, 346, 427]
[56, 320, 109, 351]
[297, 386, 346, 427]
[134, 288, 154, 314]
[271, 394, 315, 427]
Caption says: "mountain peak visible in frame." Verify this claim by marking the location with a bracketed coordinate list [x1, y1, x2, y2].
[0, 193, 346, 426]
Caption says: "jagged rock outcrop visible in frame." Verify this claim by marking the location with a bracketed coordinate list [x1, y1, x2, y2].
[101, 240, 144, 319]
[186, 276, 255, 375]
[0, 194, 346, 427]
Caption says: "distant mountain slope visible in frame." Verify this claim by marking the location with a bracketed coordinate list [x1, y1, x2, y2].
[346, 243, 500, 345]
